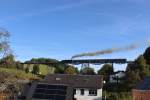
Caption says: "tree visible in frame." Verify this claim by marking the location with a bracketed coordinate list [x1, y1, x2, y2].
[0, 28, 11, 58]
[0, 28, 14, 68]
[26, 58, 58, 63]
[64, 66, 79, 74]
[80, 67, 95, 75]
[98, 64, 114, 82]
[143, 47, 150, 65]
[98, 64, 114, 75]
[0, 54, 15, 68]
[25, 67, 29, 73]
[15, 61, 23, 70]
[4, 54, 15, 63]
[54, 64, 66, 74]
[125, 55, 150, 89]
[125, 71, 141, 89]
[136, 55, 150, 79]
[136, 55, 146, 68]
[32, 64, 40, 74]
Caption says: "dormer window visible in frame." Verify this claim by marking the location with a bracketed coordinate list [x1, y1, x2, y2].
[56, 78, 61, 81]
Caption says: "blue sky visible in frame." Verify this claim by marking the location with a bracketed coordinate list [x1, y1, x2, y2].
[0, 0, 150, 68]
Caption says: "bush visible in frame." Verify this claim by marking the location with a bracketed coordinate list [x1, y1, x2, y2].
[25, 67, 29, 73]
[32, 64, 40, 74]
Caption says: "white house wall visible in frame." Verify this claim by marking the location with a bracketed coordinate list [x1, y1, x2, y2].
[74, 89, 102, 100]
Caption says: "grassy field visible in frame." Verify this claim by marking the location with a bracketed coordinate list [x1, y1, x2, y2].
[23, 64, 55, 75]
[0, 67, 40, 80]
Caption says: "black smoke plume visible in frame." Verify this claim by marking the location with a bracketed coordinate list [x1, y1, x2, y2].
[71, 43, 138, 59]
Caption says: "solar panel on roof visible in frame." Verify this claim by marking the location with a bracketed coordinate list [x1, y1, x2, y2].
[33, 94, 44, 99]
[44, 95, 54, 99]
[47, 85, 57, 89]
[55, 90, 66, 95]
[45, 89, 56, 94]
[55, 95, 66, 100]
[35, 89, 45, 93]
[32, 84, 67, 100]
[36, 84, 47, 88]
[56, 85, 67, 90]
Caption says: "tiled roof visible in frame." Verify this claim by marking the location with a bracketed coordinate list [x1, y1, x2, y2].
[44, 74, 103, 89]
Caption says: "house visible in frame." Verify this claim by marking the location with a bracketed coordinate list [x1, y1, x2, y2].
[132, 76, 150, 100]
[109, 71, 125, 83]
[20, 74, 103, 100]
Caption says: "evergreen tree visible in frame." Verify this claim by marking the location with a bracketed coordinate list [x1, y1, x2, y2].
[32, 64, 40, 74]
[25, 67, 29, 73]
[125, 55, 150, 89]
[98, 64, 114, 82]
[143, 47, 150, 65]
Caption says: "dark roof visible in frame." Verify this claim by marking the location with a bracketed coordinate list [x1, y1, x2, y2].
[44, 74, 103, 89]
[137, 76, 150, 90]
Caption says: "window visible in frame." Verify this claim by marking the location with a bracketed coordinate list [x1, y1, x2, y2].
[73, 89, 76, 95]
[80, 89, 84, 95]
[89, 89, 97, 96]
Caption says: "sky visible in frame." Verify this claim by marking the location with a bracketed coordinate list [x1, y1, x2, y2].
[0, 0, 150, 70]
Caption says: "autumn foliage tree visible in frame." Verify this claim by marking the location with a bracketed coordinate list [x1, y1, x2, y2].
[80, 67, 95, 75]
[64, 66, 79, 74]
